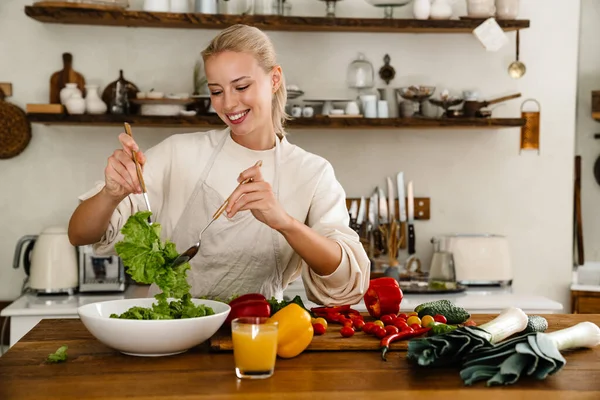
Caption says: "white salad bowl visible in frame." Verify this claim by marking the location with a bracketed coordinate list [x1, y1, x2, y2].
[78, 298, 230, 357]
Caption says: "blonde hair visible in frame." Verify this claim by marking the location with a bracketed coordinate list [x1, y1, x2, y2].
[201, 24, 290, 135]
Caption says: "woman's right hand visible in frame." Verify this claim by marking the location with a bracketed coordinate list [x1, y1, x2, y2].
[103, 132, 146, 201]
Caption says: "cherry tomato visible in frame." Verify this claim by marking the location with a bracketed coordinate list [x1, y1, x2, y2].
[375, 327, 387, 339]
[421, 315, 435, 328]
[340, 326, 355, 338]
[385, 325, 399, 335]
[312, 317, 328, 329]
[394, 319, 409, 330]
[407, 316, 421, 327]
[398, 313, 408, 320]
[433, 314, 447, 324]
[381, 314, 396, 326]
[353, 319, 365, 331]
[407, 312, 418, 317]
[312, 323, 326, 335]
[410, 323, 421, 331]
[373, 320, 385, 329]
[402, 326, 415, 334]
[362, 322, 375, 334]
[464, 320, 477, 327]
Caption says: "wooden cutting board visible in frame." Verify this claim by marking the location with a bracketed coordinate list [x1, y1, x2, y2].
[209, 314, 497, 352]
[49, 52, 86, 104]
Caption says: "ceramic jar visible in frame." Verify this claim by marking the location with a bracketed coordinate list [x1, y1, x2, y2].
[84, 85, 108, 114]
[65, 92, 86, 115]
[60, 83, 82, 105]
[413, 0, 431, 20]
[495, 0, 519, 19]
[430, 0, 453, 20]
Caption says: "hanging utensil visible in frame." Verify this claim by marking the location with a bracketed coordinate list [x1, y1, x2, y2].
[508, 30, 526, 79]
[519, 99, 541, 154]
[169, 160, 262, 269]
[123, 123, 152, 225]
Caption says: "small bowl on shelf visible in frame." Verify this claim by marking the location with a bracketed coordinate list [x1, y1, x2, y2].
[429, 97, 464, 117]
[287, 90, 305, 100]
[397, 86, 436, 116]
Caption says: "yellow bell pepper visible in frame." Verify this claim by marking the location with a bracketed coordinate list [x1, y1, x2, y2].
[268, 303, 314, 358]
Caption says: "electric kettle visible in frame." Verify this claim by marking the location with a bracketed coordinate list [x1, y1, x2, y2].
[13, 226, 79, 294]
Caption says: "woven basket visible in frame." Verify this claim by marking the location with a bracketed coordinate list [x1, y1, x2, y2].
[0, 89, 31, 159]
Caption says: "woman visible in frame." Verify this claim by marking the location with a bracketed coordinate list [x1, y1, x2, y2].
[68, 24, 370, 306]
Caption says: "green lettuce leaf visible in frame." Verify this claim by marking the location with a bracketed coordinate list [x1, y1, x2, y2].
[114, 211, 190, 298]
[110, 211, 215, 320]
[46, 345, 68, 363]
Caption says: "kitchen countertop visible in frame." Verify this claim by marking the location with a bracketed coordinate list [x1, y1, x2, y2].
[1, 281, 564, 318]
[0, 314, 599, 399]
[0, 284, 149, 318]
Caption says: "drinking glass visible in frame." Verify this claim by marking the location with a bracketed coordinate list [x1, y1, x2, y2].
[231, 317, 278, 379]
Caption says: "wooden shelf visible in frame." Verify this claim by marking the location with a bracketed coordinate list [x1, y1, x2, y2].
[24, 5, 530, 33]
[26, 113, 525, 129]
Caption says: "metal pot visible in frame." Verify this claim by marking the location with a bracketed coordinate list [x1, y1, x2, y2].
[463, 93, 521, 118]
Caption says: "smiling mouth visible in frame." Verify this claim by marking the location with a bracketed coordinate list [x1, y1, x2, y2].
[226, 110, 250, 122]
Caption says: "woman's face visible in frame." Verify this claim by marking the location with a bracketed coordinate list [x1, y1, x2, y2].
[205, 51, 281, 140]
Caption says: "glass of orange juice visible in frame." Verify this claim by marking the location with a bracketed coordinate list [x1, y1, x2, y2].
[231, 317, 278, 379]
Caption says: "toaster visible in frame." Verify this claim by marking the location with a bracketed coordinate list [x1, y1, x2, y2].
[432, 234, 513, 286]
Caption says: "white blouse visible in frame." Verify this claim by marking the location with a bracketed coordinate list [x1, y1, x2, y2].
[79, 128, 370, 306]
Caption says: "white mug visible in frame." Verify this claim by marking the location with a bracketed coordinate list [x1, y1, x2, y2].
[377, 100, 389, 118]
[495, 0, 519, 19]
[467, 0, 495, 18]
[364, 99, 377, 118]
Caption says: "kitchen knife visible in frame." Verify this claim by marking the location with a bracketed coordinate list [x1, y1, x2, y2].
[368, 189, 379, 258]
[357, 196, 366, 226]
[397, 172, 407, 249]
[356, 196, 366, 238]
[407, 180, 415, 255]
[349, 200, 358, 219]
[377, 186, 388, 254]
[386, 177, 395, 222]
[378, 187, 388, 225]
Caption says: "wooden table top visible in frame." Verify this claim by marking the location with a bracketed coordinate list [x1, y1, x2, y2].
[1, 314, 600, 399]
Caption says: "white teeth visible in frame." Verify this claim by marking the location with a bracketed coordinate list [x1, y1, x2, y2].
[228, 110, 248, 121]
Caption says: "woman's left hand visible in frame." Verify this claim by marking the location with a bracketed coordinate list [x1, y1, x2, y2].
[226, 163, 293, 231]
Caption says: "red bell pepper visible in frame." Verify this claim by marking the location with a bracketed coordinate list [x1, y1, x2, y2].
[228, 293, 267, 308]
[225, 293, 271, 324]
[363, 278, 403, 319]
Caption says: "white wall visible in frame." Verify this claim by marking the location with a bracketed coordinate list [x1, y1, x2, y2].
[576, 0, 600, 262]
[0, 0, 581, 308]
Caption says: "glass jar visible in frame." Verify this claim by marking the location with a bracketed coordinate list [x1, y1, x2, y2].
[346, 53, 374, 89]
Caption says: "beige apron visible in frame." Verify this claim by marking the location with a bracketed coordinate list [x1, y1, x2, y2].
[148, 130, 284, 301]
